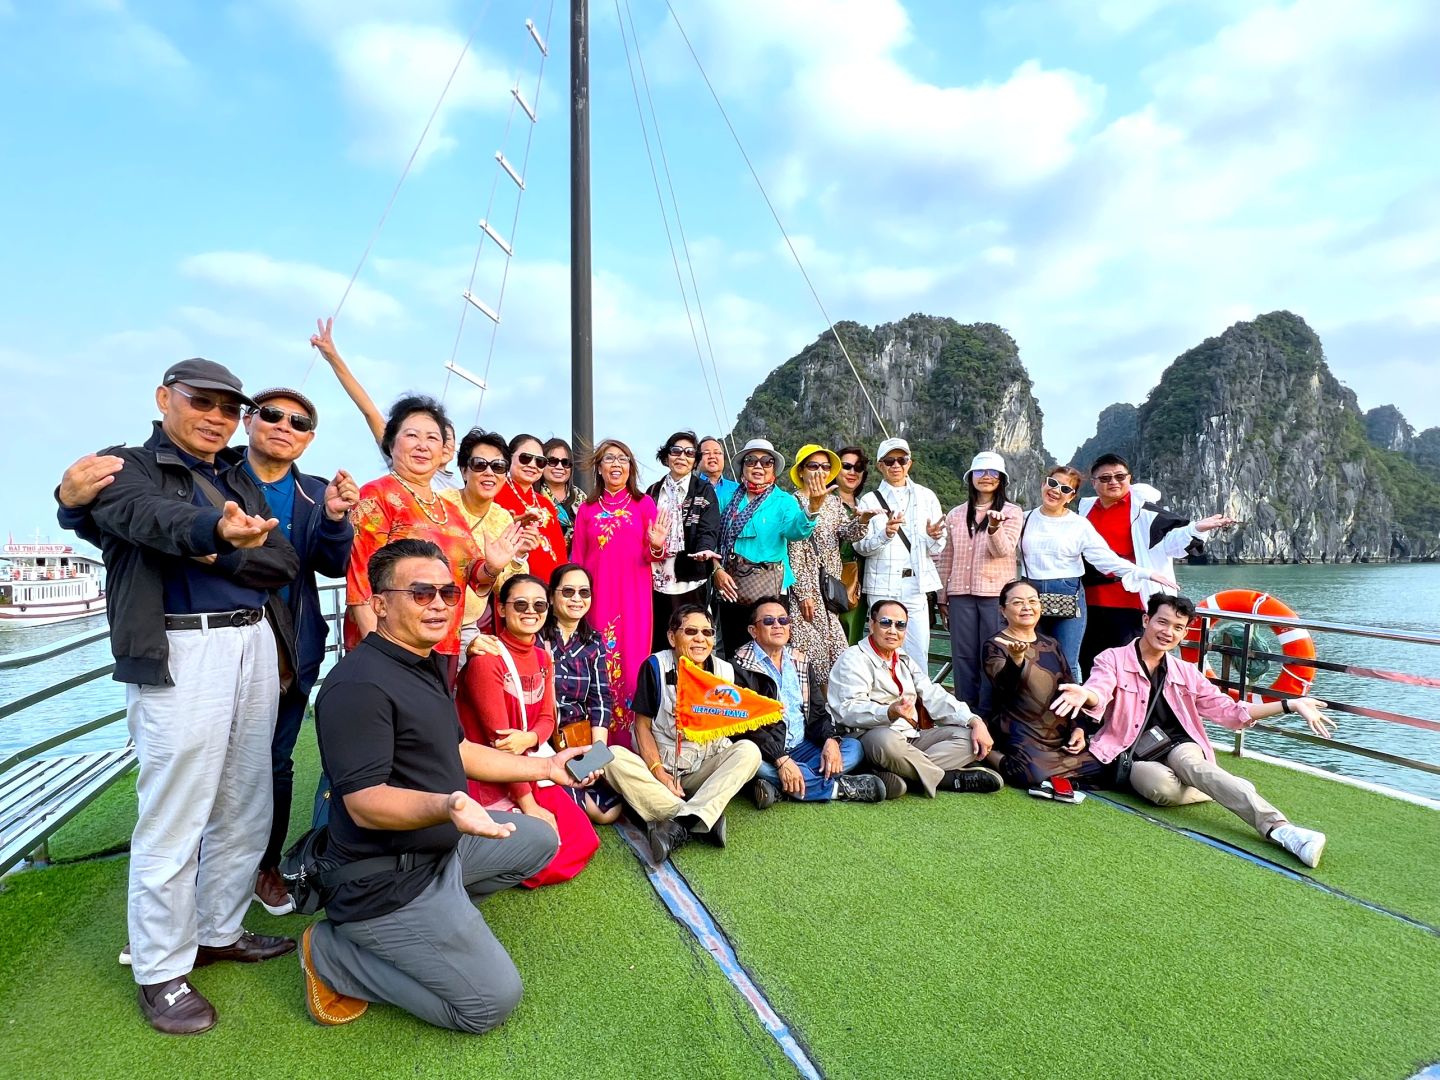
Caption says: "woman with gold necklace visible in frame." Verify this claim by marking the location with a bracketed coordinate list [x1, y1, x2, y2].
[495, 431, 568, 583]
[346, 397, 524, 687]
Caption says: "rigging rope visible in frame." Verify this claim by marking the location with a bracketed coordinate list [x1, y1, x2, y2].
[303, 0, 494, 390]
[661, 0, 890, 440]
[620, 0, 737, 459]
[613, 0, 729, 449]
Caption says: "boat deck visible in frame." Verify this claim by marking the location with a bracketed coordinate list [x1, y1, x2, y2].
[2, 732, 1436, 1079]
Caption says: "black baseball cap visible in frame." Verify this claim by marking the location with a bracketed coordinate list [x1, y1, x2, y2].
[162, 358, 257, 409]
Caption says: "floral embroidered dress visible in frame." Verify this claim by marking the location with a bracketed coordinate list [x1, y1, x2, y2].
[787, 492, 869, 676]
[346, 473, 481, 655]
[496, 481, 567, 584]
[569, 492, 660, 750]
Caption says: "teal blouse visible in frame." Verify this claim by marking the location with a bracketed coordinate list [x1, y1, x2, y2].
[719, 487, 817, 590]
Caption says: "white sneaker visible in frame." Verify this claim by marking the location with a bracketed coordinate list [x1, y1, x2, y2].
[118, 941, 131, 966]
[1271, 823, 1326, 868]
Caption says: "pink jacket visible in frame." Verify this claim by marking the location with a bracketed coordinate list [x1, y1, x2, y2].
[934, 502, 1022, 598]
[1082, 644, 1253, 764]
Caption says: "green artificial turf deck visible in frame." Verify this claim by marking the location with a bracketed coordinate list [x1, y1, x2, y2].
[673, 790, 1440, 1080]
[1102, 752, 1440, 927]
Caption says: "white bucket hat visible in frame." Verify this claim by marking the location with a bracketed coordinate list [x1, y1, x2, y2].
[965, 451, 1007, 485]
[736, 438, 785, 475]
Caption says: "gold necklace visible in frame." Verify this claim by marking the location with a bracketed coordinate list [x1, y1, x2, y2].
[391, 471, 449, 526]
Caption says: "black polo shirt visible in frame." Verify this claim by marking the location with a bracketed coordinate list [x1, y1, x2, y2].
[315, 632, 467, 924]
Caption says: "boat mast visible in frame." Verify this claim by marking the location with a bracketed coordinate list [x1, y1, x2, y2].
[570, 0, 594, 462]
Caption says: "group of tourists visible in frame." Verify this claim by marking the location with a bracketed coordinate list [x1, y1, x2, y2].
[53, 325, 1338, 1040]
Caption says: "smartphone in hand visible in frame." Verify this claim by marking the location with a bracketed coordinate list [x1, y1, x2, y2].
[566, 742, 614, 783]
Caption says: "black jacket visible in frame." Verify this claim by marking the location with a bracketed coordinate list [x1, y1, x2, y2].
[279, 468, 354, 695]
[58, 423, 299, 686]
[644, 474, 721, 585]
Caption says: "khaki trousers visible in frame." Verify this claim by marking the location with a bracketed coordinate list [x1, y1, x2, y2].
[861, 725, 976, 798]
[604, 742, 761, 831]
[1129, 742, 1286, 838]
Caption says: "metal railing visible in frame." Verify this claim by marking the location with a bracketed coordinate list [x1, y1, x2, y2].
[1192, 606, 1440, 777]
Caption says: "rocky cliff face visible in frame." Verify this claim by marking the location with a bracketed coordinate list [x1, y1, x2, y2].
[1365, 406, 1413, 453]
[729, 315, 1049, 511]
[1069, 311, 1440, 562]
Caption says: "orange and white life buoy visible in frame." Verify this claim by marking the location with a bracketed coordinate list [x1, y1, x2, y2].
[1179, 589, 1316, 703]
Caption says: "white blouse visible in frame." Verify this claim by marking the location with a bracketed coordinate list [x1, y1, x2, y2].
[1018, 509, 1149, 589]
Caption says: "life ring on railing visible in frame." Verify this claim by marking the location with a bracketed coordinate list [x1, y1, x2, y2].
[1179, 589, 1317, 703]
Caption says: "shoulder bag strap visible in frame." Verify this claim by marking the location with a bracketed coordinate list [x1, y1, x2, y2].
[871, 490, 912, 553]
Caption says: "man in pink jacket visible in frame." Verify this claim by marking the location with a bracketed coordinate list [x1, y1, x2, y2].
[1051, 594, 1335, 867]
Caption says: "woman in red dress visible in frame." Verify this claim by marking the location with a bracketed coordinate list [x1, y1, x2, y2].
[457, 573, 600, 887]
[494, 432, 568, 584]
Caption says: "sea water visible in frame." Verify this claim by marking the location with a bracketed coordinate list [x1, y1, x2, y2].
[2, 566, 1438, 800]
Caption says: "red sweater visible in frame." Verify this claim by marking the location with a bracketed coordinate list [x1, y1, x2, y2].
[1084, 493, 1141, 610]
[495, 482, 568, 584]
[456, 630, 557, 807]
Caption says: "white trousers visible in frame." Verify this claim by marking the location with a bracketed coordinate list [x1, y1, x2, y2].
[125, 619, 279, 984]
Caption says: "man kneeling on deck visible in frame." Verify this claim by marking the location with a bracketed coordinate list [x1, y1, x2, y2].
[1052, 593, 1334, 867]
[827, 599, 1002, 796]
[302, 540, 597, 1032]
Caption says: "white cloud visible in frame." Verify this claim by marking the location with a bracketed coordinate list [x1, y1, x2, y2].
[179, 251, 405, 329]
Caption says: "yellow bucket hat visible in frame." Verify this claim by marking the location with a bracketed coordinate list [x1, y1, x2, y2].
[790, 444, 842, 489]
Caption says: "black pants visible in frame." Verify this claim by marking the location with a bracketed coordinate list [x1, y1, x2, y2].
[262, 684, 311, 870]
[1079, 605, 1144, 678]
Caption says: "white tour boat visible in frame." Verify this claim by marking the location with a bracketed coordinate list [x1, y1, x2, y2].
[0, 542, 106, 628]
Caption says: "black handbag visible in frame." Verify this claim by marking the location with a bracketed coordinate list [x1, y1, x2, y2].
[1113, 668, 1172, 790]
[279, 827, 444, 916]
[811, 536, 852, 615]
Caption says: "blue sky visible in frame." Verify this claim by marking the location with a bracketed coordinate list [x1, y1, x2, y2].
[3, 0, 1439, 542]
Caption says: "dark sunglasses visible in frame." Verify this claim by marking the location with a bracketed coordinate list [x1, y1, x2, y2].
[382, 583, 462, 607]
[880, 455, 910, 467]
[253, 404, 316, 433]
[802, 461, 830, 472]
[545, 456, 572, 469]
[840, 461, 863, 472]
[679, 625, 716, 638]
[467, 457, 508, 473]
[506, 598, 549, 614]
[556, 585, 592, 599]
[874, 616, 909, 630]
[513, 451, 545, 467]
[757, 615, 791, 627]
[169, 384, 244, 419]
[1093, 472, 1129, 485]
[741, 456, 776, 469]
[668, 446, 697, 458]
[1045, 476, 1077, 496]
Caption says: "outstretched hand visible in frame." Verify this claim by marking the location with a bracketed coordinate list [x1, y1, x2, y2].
[550, 745, 601, 789]
[1286, 697, 1336, 738]
[1051, 683, 1094, 719]
[215, 501, 278, 548]
[448, 792, 516, 838]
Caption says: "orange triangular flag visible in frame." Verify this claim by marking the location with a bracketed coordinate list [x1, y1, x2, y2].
[674, 655, 784, 743]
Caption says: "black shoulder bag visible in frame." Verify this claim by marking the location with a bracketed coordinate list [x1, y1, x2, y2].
[1111, 665, 1172, 789]
[279, 827, 445, 916]
[810, 534, 853, 615]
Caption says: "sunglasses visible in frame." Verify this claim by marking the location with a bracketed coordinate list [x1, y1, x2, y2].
[545, 456, 572, 469]
[874, 616, 909, 630]
[972, 469, 1000, 480]
[668, 446, 697, 458]
[467, 457, 508, 473]
[556, 585, 592, 599]
[1045, 476, 1077, 496]
[506, 598, 549, 614]
[513, 452, 545, 467]
[840, 461, 863, 472]
[741, 456, 776, 469]
[802, 461, 830, 472]
[880, 455, 910, 467]
[382, 583, 462, 607]
[678, 625, 716, 638]
[1093, 472, 1129, 485]
[169, 384, 244, 419]
[253, 404, 316, 433]
[756, 615, 791, 627]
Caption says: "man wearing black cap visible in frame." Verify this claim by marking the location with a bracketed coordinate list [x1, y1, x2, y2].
[55, 359, 301, 1035]
[239, 388, 360, 913]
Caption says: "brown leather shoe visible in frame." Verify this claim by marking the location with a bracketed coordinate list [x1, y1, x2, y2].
[138, 976, 217, 1035]
[300, 924, 368, 1026]
[254, 867, 296, 916]
[195, 929, 296, 966]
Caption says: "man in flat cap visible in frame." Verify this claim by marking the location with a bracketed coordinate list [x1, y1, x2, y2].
[55, 359, 301, 1035]
[854, 437, 946, 670]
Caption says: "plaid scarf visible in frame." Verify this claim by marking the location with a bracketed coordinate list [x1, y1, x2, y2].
[719, 484, 772, 561]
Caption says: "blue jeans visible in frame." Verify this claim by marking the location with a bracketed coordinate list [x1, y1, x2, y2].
[755, 736, 864, 801]
[1036, 576, 1086, 680]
